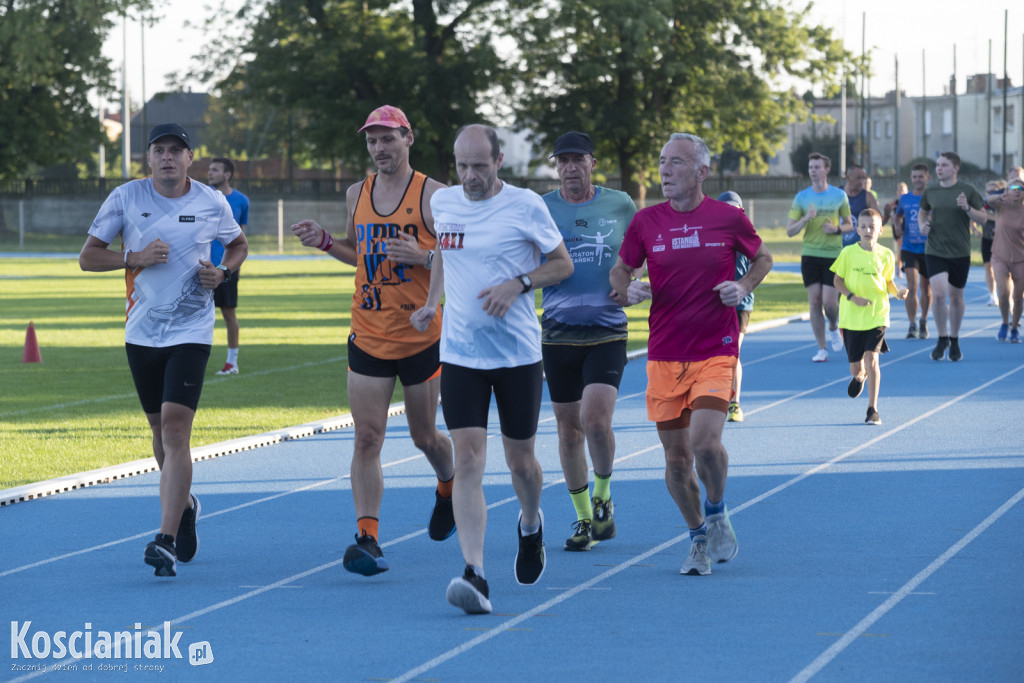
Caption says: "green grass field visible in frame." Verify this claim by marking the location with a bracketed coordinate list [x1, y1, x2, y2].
[1, 235, 807, 489]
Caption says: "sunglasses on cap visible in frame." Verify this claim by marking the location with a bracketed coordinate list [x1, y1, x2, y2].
[1009, 185, 1024, 191]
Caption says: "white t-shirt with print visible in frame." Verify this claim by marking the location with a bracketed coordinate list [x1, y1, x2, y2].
[88, 178, 241, 347]
[431, 182, 563, 370]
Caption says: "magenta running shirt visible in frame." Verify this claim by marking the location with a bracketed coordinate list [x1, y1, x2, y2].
[618, 196, 762, 362]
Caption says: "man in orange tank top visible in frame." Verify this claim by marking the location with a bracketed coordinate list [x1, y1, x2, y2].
[291, 105, 455, 576]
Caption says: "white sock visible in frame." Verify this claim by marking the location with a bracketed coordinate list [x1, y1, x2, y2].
[227, 347, 238, 365]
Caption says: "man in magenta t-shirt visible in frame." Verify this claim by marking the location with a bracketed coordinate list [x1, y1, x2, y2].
[610, 133, 773, 577]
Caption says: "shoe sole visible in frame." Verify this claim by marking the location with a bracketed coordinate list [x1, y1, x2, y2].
[177, 494, 201, 563]
[680, 565, 711, 576]
[446, 577, 492, 614]
[563, 539, 593, 551]
[215, 370, 239, 375]
[144, 546, 177, 577]
[343, 549, 389, 576]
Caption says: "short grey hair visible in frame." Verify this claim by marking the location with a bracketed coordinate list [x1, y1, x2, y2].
[668, 133, 711, 171]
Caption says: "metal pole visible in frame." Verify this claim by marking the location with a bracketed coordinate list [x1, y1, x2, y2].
[278, 199, 284, 254]
[895, 55, 901, 175]
[121, 14, 130, 179]
[841, 74, 847, 175]
[861, 11, 867, 166]
[141, 16, 147, 176]
[98, 95, 105, 179]
[953, 45, 958, 152]
[18, 200, 24, 250]
[921, 50, 927, 161]
[1002, 9, 1008, 175]
[988, 40, 993, 172]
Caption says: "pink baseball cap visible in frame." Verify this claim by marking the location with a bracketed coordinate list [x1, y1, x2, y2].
[358, 105, 411, 133]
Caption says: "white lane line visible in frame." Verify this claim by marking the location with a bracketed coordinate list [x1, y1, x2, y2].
[389, 361, 1024, 683]
[8, 363, 1019, 682]
[743, 321, 1002, 418]
[789, 485, 1024, 683]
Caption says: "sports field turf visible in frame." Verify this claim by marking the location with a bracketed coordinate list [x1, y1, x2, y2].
[1, 235, 806, 489]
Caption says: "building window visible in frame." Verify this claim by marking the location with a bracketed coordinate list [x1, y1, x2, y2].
[885, 118, 893, 138]
[1007, 105, 1016, 133]
[994, 106, 1002, 133]
[942, 109, 953, 135]
[993, 154, 1001, 168]
[925, 111, 931, 135]
[874, 120, 881, 139]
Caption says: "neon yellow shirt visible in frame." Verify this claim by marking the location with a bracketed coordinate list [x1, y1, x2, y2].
[831, 243, 896, 330]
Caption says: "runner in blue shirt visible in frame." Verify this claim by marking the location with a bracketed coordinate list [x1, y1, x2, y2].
[894, 164, 932, 339]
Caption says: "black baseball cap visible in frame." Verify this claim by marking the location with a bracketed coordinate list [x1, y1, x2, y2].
[717, 191, 743, 208]
[550, 131, 595, 158]
[147, 123, 192, 149]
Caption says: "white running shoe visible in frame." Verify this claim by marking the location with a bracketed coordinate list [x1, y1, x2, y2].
[812, 348, 828, 363]
[216, 362, 239, 375]
[706, 510, 738, 563]
[829, 328, 844, 352]
[680, 536, 711, 576]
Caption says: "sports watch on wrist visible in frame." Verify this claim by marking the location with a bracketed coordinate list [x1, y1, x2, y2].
[517, 274, 532, 293]
[216, 264, 232, 283]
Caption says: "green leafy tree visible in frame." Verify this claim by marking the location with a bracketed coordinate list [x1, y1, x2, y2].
[0, 0, 151, 182]
[195, 0, 505, 181]
[508, 0, 857, 202]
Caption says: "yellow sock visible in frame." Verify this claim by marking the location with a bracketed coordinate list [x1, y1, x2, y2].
[593, 472, 612, 502]
[569, 485, 591, 522]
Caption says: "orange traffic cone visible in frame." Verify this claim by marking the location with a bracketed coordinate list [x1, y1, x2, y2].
[22, 322, 42, 363]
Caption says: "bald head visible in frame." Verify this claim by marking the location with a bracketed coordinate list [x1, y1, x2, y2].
[454, 124, 503, 201]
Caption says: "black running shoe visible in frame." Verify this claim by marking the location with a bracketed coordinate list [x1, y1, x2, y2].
[176, 493, 200, 563]
[848, 376, 865, 398]
[948, 338, 962, 362]
[343, 533, 389, 576]
[514, 510, 546, 585]
[931, 337, 950, 361]
[564, 519, 593, 551]
[144, 534, 177, 577]
[865, 407, 881, 425]
[591, 497, 617, 541]
[446, 565, 492, 614]
[428, 490, 456, 541]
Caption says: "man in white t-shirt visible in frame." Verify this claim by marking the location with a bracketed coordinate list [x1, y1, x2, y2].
[411, 124, 574, 614]
[79, 123, 248, 578]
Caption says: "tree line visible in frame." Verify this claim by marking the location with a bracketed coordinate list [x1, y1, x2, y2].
[2, 0, 858, 201]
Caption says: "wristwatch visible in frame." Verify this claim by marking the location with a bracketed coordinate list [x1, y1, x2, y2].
[216, 264, 232, 283]
[846, 292, 854, 301]
[425, 250, 434, 271]
[517, 274, 532, 293]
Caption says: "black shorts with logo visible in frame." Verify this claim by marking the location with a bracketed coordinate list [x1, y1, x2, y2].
[125, 343, 211, 413]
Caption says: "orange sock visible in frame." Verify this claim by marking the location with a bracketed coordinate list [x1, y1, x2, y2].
[437, 476, 454, 499]
[357, 517, 379, 540]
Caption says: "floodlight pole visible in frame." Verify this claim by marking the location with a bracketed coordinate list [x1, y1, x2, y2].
[121, 13, 131, 179]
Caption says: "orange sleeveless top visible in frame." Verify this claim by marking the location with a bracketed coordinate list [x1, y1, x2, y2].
[349, 171, 442, 359]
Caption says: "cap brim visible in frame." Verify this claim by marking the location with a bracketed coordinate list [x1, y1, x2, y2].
[358, 122, 404, 133]
[549, 148, 593, 158]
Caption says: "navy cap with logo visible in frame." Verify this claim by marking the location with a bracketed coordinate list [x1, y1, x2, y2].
[550, 131, 595, 158]
[717, 191, 743, 208]
[147, 123, 192, 149]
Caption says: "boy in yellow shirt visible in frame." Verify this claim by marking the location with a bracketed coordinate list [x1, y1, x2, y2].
[831, 209, 909, 425]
